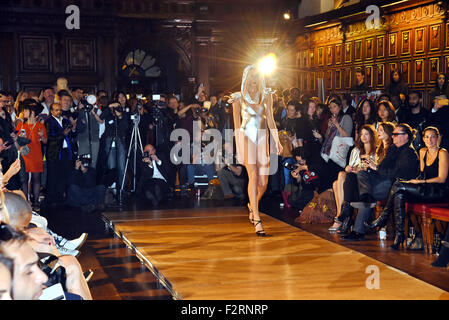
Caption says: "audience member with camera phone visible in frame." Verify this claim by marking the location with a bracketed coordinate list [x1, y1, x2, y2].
[287, 147, 321, 213]
[137, 144, 169, 207]
[66, 157, 106, 213]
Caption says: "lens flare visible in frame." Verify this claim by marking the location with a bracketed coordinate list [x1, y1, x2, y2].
[258, 53, 277, 75]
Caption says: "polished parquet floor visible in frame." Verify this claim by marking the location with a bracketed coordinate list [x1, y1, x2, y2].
[103, 206, 449, 300]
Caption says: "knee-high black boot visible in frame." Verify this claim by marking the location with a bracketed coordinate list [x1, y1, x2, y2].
[337, 202, 354, 235]
[364, 182, 398, 230]
[391, 192, 406, 250]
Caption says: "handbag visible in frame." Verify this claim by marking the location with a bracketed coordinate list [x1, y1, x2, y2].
[18, 122, 37, 156]
[329, 136, 354, 168]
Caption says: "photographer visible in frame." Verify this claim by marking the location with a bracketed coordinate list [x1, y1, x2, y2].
[137, 144, 169, 207]
[100, 100, 129, 191]
[77, 96, 103, 168]
[287, 147, 322, 213]
[216, 141, 246, 199]
[66, 156, 106, 213]
[147, 97, 177, 159]
[45, 103, 77, 205]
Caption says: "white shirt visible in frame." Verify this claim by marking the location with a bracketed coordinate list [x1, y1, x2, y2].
[97, 108, 105, 138]
[151, 159, 166, 182]
[52, 115, 68, 148]
[41, 102, 50, 115]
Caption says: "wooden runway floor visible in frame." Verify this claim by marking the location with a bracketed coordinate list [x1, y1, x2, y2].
[103, 207, 449, 300]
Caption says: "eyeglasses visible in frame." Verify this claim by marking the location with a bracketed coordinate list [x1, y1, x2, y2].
[0, 222, 13, 242]
[392, 132, 407, 136]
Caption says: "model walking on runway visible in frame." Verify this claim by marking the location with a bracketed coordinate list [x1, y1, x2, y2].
[231, 65, 282, 236]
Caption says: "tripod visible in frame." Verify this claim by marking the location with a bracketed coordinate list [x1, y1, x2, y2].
[121, 113, 144, 193]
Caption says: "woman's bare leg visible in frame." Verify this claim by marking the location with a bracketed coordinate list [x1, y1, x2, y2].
[245, 163, 258, 223]
[336, 171, 346, 217]
[333, 180, 340, 216]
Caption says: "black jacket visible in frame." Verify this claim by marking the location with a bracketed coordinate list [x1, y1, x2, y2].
[139, 152, 170, 183]
[45, 116, 77, 161]
[378, 142, 418, 181]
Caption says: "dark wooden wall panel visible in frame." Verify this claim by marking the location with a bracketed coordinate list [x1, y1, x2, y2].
[295, 2, 446, 108]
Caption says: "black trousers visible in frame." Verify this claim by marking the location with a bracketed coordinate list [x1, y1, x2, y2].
[142, 178, 169, 203]
[46, 149, 73, 203]
[343, 172, 359, 202]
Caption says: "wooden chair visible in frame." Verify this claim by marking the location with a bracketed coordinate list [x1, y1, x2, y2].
[425, 206, 449, 254]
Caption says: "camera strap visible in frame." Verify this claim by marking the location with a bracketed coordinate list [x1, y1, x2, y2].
[19, 122, 38, 140]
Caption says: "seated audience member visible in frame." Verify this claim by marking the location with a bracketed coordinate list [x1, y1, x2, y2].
[341, 123, 418, 241]
[329, 124, 378, 232]
[341, 93, 355, 118]
[4, 192, 85, 256]
[0, 224, 48, 300]
[350, 68, 368, 93]
[288, 147, 322, 213]
[336, 122, 394, 235]
[216, 142, 245, 199]
[365, 127, 449, 251]
[375, 100, 397, 129]
[296, 98, 322, 159]
[137, 144, 170, 206]
[186, 131, 217, 199]
[279, 102, 301, 188]
[429, 73, 449, 102]
[319, 98, 353, 192]
[1, 196, 92, 300]
[0, 253, 13, 300]
[400, 90, 429, 151]
[67, 157, 106, 213]
[386, 69, 408, 102]
[354, 98, 376, 139]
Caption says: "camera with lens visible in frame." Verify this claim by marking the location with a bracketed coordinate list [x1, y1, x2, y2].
[80, 98, 94, 112]
[63, 123, 73, 130]
[77, 154, 91, 167]
[130, 112, 140, 122]
[284, 162, 300, 171]
[143, 151, 150, 158]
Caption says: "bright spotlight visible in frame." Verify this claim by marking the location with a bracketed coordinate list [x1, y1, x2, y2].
[258, 53, 277, 75]
[283, 11, 291, 20]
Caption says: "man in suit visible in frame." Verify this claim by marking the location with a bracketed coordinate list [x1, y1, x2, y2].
[45, 103, 77, 205]
[137, 144, 170, 206]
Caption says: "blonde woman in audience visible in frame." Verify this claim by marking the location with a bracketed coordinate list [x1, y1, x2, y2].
[329, 124, 378, 231]
[13, 91, 30, 117]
